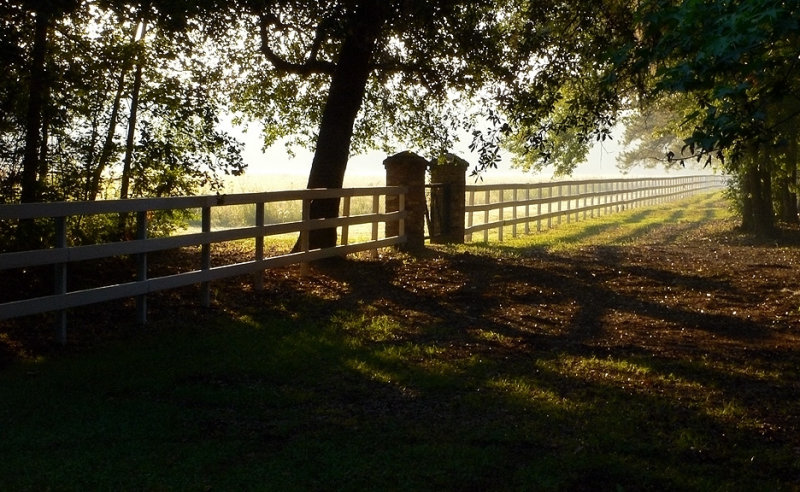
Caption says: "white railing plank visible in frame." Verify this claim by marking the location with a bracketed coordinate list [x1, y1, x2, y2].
[463, 176, 727, 242]
[0, 186, 404, 220]
[0, 187, 409, 334]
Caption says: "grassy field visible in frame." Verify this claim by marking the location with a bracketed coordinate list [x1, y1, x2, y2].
[466, 190, 732, 251]
[1, 192, 799, 490]
[182, 174, 389, 239]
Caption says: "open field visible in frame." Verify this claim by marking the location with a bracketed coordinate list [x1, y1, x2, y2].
[1, 192, 799, 490]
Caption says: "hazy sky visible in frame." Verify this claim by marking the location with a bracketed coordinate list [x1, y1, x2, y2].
[234, 122, 708, 183]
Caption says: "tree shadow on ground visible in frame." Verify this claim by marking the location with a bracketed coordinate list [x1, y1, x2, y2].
[3, 207, 800, 489]
[203, 222, 800, 479]
[192, 235, 800, 489]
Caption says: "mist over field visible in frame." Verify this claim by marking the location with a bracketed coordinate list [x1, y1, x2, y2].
[232, 125, 715, 187]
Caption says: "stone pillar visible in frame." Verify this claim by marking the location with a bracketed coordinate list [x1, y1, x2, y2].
[429, 153, 469, 244]
[384, 151, 428, 252]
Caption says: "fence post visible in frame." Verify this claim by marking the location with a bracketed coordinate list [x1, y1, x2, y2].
[537, 186, 542, 231]
[54, 216, 67, 344]
[467, 190, 475, 242]
[136, 210, 148, 324]
[200, 207, 211, 307]
[484, 189, 490, 242]
[371, 194, 380, 258]
[429, 154, 468, 244]
[583, 183, 594, 220]
[566, 184, 572, 224]
[384, 151, 427, 252]
[524, 188, 530, 235]
[341, 196, 351, 246]
[557, 184, 563, 225]
[512, 188, 518, 237]
[301, 197, 310, 275]
[254, 202, 264, 291]
[498, 189, 504, 241]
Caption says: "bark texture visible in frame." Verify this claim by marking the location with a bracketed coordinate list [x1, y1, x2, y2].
[304, 0, 388, 249]
[20, 10, 50, 203]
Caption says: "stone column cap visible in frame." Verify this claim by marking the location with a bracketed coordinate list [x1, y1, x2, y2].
[430, 153, 470, 169]
[383, 150, 429, 168]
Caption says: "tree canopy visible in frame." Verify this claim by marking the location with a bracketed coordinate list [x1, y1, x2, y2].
[232, 0, 509, 156]
[224, 0, 527, 247]
[3, 0, 798, 244]
[483, 0, 800, 234]
[616, 0, 800, 233]
[1, 1, 245, 206]
[470, 0, 637, 175]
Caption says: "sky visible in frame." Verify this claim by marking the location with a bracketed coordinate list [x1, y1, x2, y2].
[234, 121, 711, 184]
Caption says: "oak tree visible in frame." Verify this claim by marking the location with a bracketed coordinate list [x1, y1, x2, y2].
[232, 0, 517, 248]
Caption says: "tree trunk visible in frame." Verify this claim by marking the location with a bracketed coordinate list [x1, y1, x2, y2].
[743, 161, 774, 236]
[778, 176, 797, 223]
[119, 42, 144, 201]
[116, 59, 142, 237]
[741, 164, 755, 232]
[88, 23, 139, 201]
[88, 68, 127, 200]
[758, 161, 774, 233]
[37, 85, 50, 195]
[780, 137, 799, 223]
[302, 0, 387, 250]
[119, 63, 142, 199]
[739, 145, 775, 236]
[20, 9, 49, 203]
[117, 21, 146, 238]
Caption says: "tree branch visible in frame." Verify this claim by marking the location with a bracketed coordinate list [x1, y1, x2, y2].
[666, 146, 724, 167]
[370, 56, 451, 95]
[258, 13, 336, 76]
[306, 16, 328, 64]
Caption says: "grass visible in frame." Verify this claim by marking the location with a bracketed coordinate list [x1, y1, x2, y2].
[1, 192, 797, 490]
[187, 174, 387, 232]
[463, 191, 733, 253]
[2, 313, 789, 490]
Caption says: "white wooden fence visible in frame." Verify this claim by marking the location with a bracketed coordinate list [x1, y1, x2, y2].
[0, 187, 407, 343]
[465, 175, 727, 242]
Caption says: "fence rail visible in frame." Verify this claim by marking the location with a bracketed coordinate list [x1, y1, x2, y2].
[465, 175, 727, 242]
[1, 175, 728, 344]
[0, 187, 407, 343]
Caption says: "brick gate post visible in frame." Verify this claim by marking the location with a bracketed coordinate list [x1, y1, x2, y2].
[429, 153, 469, 244]
[384, 151, 428, 252]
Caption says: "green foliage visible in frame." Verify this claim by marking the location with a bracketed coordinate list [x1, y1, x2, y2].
[0, 2, 246, 206]
[618, 95, 712, 173]
[504, 89, 592, 177]
[606, 0, 800, 233]
[472, 0, 635, 176]
[227, 0, 520, 160]
[622, 0, 800, 163]
[480, 0, 798, 231]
